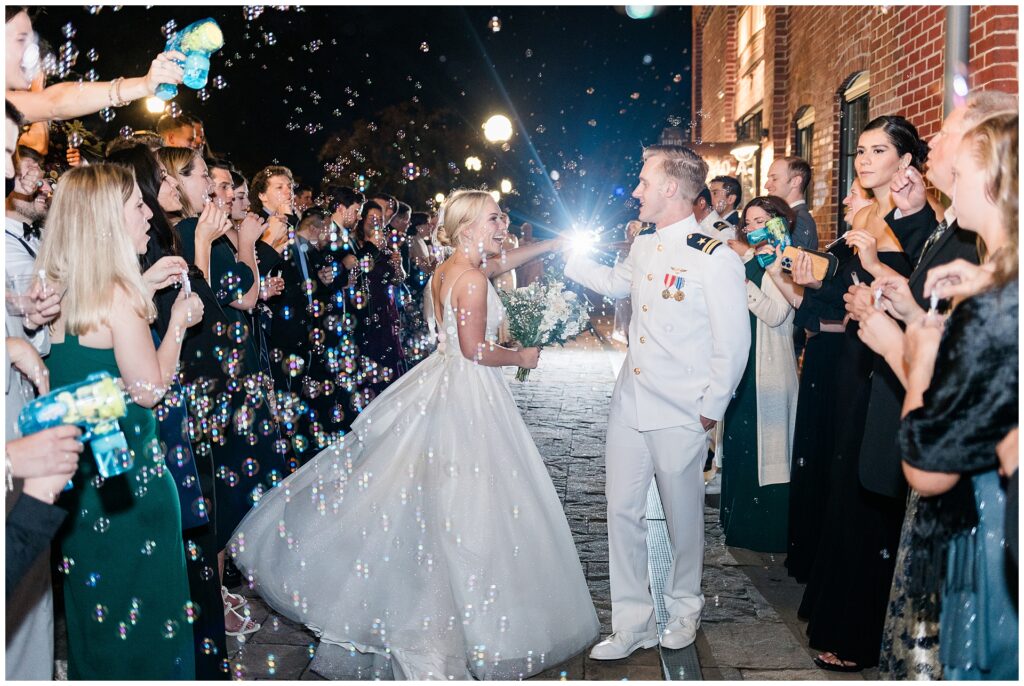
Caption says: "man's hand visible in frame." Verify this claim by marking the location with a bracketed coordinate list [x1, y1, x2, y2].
[7, 425, 83, 481]
[700, 415, 717, 432]
[889, 166, 928, 217]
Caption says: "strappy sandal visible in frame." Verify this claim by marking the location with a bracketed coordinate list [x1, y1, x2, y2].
[224, 607, 261, 637]
[221, 585, 247, 611]
[813, 651, 862, 673]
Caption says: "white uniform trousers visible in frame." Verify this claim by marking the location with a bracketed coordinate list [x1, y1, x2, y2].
[606, 404, 707, 633]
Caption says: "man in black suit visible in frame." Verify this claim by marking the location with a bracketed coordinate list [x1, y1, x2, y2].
[848, 90, 1016, 499]
[765, 156, 818, 250]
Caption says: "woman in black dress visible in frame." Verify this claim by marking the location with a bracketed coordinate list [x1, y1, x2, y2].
[784, 178, 874, 582]
[796, 116, 927, 672]
[160, 147, 288, 638]
[349, 201, 408, 407]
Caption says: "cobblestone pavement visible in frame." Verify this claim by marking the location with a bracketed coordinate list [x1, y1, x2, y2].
[227, 324, 663, 680]
[697, 503, 880, 681]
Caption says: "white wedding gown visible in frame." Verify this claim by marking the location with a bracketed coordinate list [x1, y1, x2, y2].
[230, 276, 599, 680]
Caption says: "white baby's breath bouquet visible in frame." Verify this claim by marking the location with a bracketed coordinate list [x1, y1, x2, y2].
[498, 280, 592, 381]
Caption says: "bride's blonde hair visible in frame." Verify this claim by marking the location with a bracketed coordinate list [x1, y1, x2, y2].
[35, 164, 156, 334]
[436, 189, 494, 247]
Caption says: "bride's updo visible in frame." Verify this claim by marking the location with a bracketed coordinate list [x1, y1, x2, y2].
[436, 189, 493, 247]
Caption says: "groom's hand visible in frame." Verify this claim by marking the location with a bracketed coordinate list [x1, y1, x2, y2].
[699, 415, 717, 432]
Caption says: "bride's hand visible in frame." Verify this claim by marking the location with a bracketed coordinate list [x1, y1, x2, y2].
[517, 347, 541, 369]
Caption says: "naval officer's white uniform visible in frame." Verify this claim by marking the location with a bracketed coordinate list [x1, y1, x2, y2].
[565, 214, 749, 634]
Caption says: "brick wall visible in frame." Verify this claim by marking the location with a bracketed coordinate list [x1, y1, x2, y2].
[694, 6, 738, 144]
[694, 5, 1020, 242]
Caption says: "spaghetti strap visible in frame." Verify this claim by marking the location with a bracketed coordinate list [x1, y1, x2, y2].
[433, 268, 480, 325]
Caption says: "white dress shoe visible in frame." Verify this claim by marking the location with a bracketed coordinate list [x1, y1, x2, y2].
[589, 631, 659, 660]
[660, 616, 700, 650]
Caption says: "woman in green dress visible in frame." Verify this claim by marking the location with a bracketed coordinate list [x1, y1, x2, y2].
[36, 164, 204, 679]
[719, 197, 799, 553]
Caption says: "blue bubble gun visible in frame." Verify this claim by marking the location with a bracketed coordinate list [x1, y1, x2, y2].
[746, 216, 792, 268]
[155, 18, 225, 101]
[17, 371, 133, 486]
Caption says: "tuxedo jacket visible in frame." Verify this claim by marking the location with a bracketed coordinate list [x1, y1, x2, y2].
[858, 209, 980, 498]
[791, 203, 819, 251]
[565, 216, 750, 431]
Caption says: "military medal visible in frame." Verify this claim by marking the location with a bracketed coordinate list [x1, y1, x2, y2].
[663, 273, 686, 301]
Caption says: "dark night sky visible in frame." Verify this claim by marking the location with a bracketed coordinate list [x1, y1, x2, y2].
[33, 5, 692, 234]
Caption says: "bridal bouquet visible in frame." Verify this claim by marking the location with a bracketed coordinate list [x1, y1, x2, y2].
[498, 280, 592, 381]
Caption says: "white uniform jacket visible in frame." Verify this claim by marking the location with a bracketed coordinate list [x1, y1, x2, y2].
[566, 216, 750, 431]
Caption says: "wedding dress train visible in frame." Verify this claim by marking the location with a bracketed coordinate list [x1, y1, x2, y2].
[230, 277, 599, 679]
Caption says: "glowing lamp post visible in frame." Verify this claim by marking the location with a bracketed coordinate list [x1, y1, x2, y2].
[483, 115, 513, 143]
[145, 96, 166, 114]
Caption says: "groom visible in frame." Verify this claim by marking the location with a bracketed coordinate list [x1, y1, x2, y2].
[565, 144, 749, 658]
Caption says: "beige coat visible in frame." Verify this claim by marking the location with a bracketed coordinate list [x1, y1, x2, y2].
[743, 258, 799, 486]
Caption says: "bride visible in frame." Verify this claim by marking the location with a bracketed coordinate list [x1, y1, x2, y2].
[230, 190, 600, 679]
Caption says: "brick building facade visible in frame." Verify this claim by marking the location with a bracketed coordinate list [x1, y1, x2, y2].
[691, 5, 1019, 242]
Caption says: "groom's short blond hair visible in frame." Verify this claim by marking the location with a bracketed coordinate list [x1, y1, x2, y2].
[642, 144, 708, 204]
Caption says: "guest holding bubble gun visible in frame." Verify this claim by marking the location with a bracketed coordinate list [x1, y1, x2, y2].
[5, 8, 185, 124]
[719, 196, 798, 554]
[36, 164, 203, 680]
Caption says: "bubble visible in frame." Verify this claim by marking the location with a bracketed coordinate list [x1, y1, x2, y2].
[99, 108, 115, 123]
[93, 517, 111, 533]
[140, 540, 157, 555]
[419, 41, 430, 52]
[183, 600, 200, 624]
[86, 572, 101, 587]
[58, 556, 75, 575]
[201, 637, 218, 655]
[197, 88, 210, 102]
[213, 75, 227, 90]
[244, 6, 265, 21]
[263, 32, 277, 46]
[488, 16, 501, 32]
[163, 618, 179, 639]
[119, 126, 134, 139]
[525, 48, 533, 58]
[673, 73, 683, 83]
[587, 119, 597, 127]
[168, 101, 182, 118]
[642, 53, 653, 65]
[242, 456, 260, 477]
[161, 20, 177, 38]
[93, 604, 108, 623]
[62, 22, 76, 39]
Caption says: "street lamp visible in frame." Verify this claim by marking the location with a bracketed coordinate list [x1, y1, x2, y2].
[499, 179, 513, 194]
[483, 114, 513, 143]
[465, 156, 482, 171]
[145, 96, 166, 114]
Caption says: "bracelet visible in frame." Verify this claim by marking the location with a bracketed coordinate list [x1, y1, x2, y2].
[109, 77, 129, 107]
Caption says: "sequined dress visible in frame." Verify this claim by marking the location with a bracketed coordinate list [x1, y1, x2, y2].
[230, 277, 600, 679]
